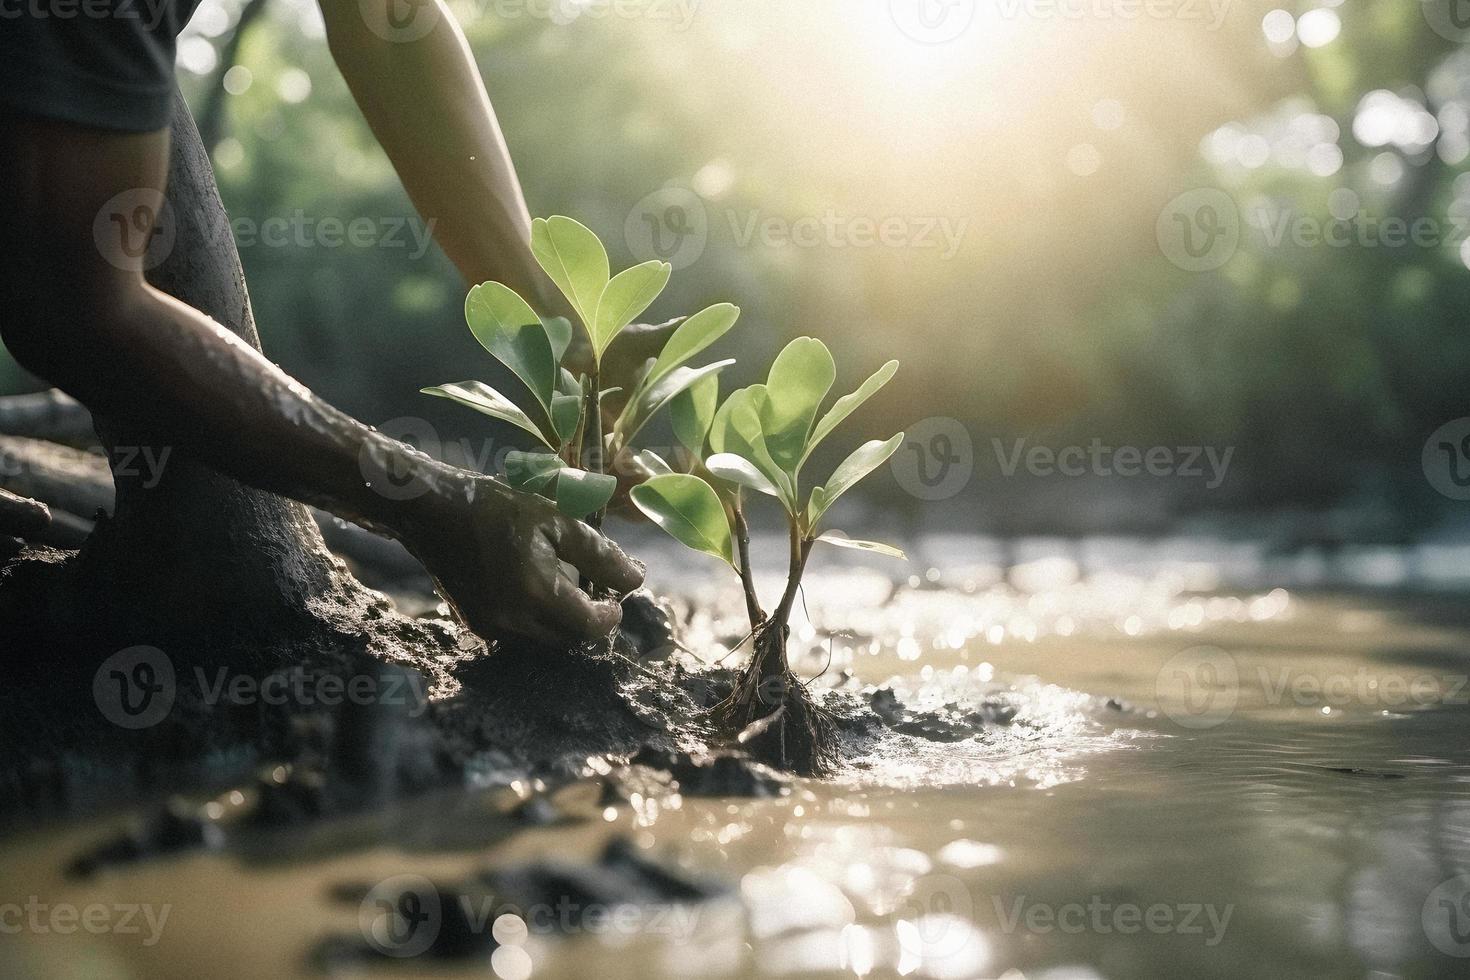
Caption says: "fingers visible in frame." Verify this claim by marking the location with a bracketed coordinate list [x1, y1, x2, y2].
[539, 573, 625, 641]
[552, 518, 645, 595]
[0, 488, 51, 535]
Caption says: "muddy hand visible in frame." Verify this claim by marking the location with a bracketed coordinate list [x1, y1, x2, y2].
[406, 474, 644, 645]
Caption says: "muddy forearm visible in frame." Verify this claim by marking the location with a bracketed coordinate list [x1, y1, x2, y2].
[34, 284, 452, 540]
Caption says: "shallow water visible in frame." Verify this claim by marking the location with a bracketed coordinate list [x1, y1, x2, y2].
[5, 539, 1470, 979]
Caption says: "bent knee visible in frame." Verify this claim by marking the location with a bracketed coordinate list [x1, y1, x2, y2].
[0, 267, 141, 379]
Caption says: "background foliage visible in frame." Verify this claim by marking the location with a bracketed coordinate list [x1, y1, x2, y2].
[4, 0, 1466, 535]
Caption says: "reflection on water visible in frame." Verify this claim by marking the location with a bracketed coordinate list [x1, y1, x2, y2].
[5, 537, 1470, 978]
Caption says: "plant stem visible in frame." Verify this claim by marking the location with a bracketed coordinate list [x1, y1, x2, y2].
[584, 366, 604, 531]
[772, 518, 813, 632]
[732, 498, 764, 630]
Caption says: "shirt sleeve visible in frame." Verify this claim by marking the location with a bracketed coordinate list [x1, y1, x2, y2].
[0, 0, 198, 132]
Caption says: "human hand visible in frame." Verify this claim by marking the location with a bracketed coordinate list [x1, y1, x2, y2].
[405, 473, 644, 645]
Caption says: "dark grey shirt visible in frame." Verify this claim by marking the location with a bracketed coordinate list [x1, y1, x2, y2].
[0, 0, 204, 131]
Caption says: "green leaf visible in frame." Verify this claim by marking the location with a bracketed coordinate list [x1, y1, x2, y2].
[464, 282, 556, 412]
[556, 367, 581, 397]
[802, 360, 899, 467]
[630, 474, 734, 567]
[505, 450, 564, 492]
[593, 261, 671, 356]
[816, 533, 907, 561]
[542, 316, 574, 364]
[761, 337, 835, 473]
[705, 452, 782, 498]
[644, 303, 740, 389]
[671, 373, 719, 460]
[422, 381, 555, 449]
[554, 467, 617, 520]
[550, 392, 582, 445]
[613, 359, 734, 449]
[708, 385, 794, 509]
[806, 433, 904, 527]
[531, 216, 610, 331]
[633, 449, 674, 476]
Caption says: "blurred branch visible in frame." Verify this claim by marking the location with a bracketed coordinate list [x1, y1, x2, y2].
[0, 389, 95, 446]
[197, 0, 272, 151]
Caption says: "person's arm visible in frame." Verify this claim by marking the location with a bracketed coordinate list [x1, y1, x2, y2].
[319, 0, 571, 315]
[0, 114, 641, 645]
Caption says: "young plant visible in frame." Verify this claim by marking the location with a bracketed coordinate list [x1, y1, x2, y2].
[630, 338, 903, 775]
[423, 216, 740, 529]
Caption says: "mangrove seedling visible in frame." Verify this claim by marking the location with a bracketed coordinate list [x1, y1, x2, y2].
[630, 338, 904, 774]
[423, 216, 740, 531]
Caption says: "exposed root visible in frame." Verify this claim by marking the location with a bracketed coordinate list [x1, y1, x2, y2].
[710, 623, 839, 777]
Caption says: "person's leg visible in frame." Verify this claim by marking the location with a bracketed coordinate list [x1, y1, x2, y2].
[80, 90, 348, 629]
